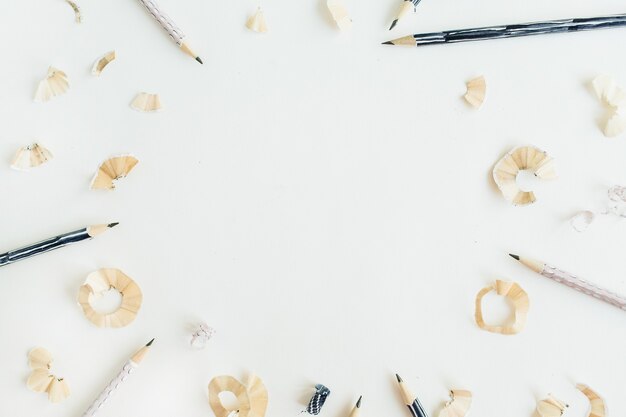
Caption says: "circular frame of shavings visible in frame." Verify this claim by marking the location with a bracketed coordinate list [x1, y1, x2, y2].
[77, 268, 143, 328]
[474, 280, 529, 335]
[208, 376, 252, 417]
[492, 145, 557, 206]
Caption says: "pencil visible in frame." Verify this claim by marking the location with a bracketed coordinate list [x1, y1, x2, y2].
[509, 254, 626, 311]
[349, 396, 362, 417]
[0, 223, 118, 268]
[137, 0, 203, 64]
[395, 374, 428, 417]
[383, 13, 626, 47]
[389, 0, 423, 31]
[82, 339, 155, 417]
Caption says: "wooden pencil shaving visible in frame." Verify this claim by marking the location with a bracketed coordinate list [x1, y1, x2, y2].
[130, 92, 162, 112]
[34, 67, 69, 103]
[92, 51, 116, 76]
[536, 395, 568, 417]
[77, 268, 143, 328]
[439, 390, 472, 417]
[576, 384, 606, 417]
[570, 211, 595, 232]
[65, 0, 82, 23]
[246, 8, 268, 33]
[26, 347, 70, 403]
[474, 280, 529, 335]
[327, 0, 352, 31]
[90, 155, 139, 190]
[208, 375, 268, 417]
[592, 75, 626, 137]
[492, 146, 557, 206]
[11, 143, 53, 171]
[464, 76, 486, 108]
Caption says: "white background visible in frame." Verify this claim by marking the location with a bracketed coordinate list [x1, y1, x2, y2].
[1, 0, 625, 416]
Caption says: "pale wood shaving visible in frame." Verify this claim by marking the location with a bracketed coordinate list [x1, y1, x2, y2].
[439, 390, 472, 417]
[90, 154, 139, 190]
[208, 375, 268, 417]
[536, 395, 568, 417]
[327, 0, 352, 31]
[34, 67, 69, 103]
[130, 92, 162, 112]
[92, 51, 116, 76]
[65, 0, 81, 23]
[26, 347, 70, 402]
[475, 280, 529, 335]
[246, 8, 268, 33]
[464, 76, 486, 108]
[576, 384, 606, 417]
[11, 143, 53, 171]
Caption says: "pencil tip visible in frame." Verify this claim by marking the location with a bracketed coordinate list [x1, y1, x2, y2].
[146, 338, 155, 346]
[196, 56, 203, 64]
[389, 20, 397, 30]
[509, 253, 520, 260]
[395, 373, 403, 382]
[107, 222, 119, 228]
[356, 396, 362, 408]
[382, 41, 393, 45]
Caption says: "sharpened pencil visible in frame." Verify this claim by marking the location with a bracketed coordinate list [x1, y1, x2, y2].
[395, 374, 428, 417]
[389, 0, 423, 31]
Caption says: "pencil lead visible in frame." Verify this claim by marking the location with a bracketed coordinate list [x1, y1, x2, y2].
[146, 338, 155, 346]
[509, 253, 520, 260]
[395, 373, 403, 383]
[195, 56, 203, 65]
[356, 396, 362, 408]
[107, 222, 119, 228]
[382, 41, 393, 45]
[389, 20, 398, 30]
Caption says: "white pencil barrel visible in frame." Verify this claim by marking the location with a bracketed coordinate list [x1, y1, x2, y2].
[138, 0, 185, 45]
[81, 360, 137, 417]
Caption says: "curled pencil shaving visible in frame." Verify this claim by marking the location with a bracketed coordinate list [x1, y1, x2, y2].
[570, 211, 595, 232]
[26, 347, 71, 403]
[475, 280, 529, 335]
[92, 51, 116, 76]
[569, 184, 626, 232]
[11, 143, 53, 171]
[327, 0, 352, 31]
[65, 0, 82, 23]
[576, 384, 606, 417]
[34, 67, 69, 103]
[439, 390, 472, 417]
[592, 75, 626, 137]
[464, 76, 486, 108]
[536, 395, 568, 417]
[246, 8, 268, 33]
[131, 92, 162, 112]
[77, 268, 143, 328]
[190, 322, 216, 348]
[305, 384, 331, 415]
[90, 154, 139, 190]
[492, 145, 557, 206]
[208, 375, 268, 417]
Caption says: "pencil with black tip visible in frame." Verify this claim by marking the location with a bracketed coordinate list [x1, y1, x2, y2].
[138, 0, 203, 64]
[0, 223, 118, 268]
[82, 339, 155, 417]
[383, 13, 626, 47]
[395, 374, 428, 417]
[350, 396, 362, 417]
[389, 0, 423, 30]
[509, 254, 626, 311]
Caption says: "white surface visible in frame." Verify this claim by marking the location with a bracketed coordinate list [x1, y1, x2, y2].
[1, 1, 626, 416]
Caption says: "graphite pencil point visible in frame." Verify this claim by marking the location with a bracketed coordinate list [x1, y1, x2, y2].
[356, 396, 362, 408]
[196, 56, 204, 64]
[389, 20, 398, 30]
[146, 338, 155, 346]
[107, 222, 119, 228]
[382, 41, 393, 45]
[509, 253, 520, 260]
[395, 373, 403, 382]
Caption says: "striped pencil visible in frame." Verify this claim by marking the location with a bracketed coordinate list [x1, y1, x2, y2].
[389, 0, 423, 30]
[383, 13, 626, 47]
[395, 374, 428, 417]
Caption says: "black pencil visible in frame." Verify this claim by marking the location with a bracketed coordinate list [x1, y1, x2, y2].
[383, 13, 626, 47]
[389, 0, 423, 31]
[0, 223, 118, 267]
[395, 374, 428, 417]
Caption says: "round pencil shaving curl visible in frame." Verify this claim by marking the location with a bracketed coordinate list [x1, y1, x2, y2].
[464, 76, 486, 108]
[208, 375, 268, 417]
[439, 390, 472, 417]
[492, 145, 557, 206]
[77, 268, 143, 328]
[11, 143, 53, 171]
[92, 51, 116, 76]
[326, 0, 352, 31]
[570, 211, 595, 232]
[246, 8, 268, 33]
[130, 92, 162, 112]
[536, 395, 568, 417]
[576, 384, 606, 417]
[34, 67, 69, 103]
[591, 75, 626, 137]
[90, 154, 139, 190]
[474, 280, 529, 335]
[65, 0, 81, 23]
